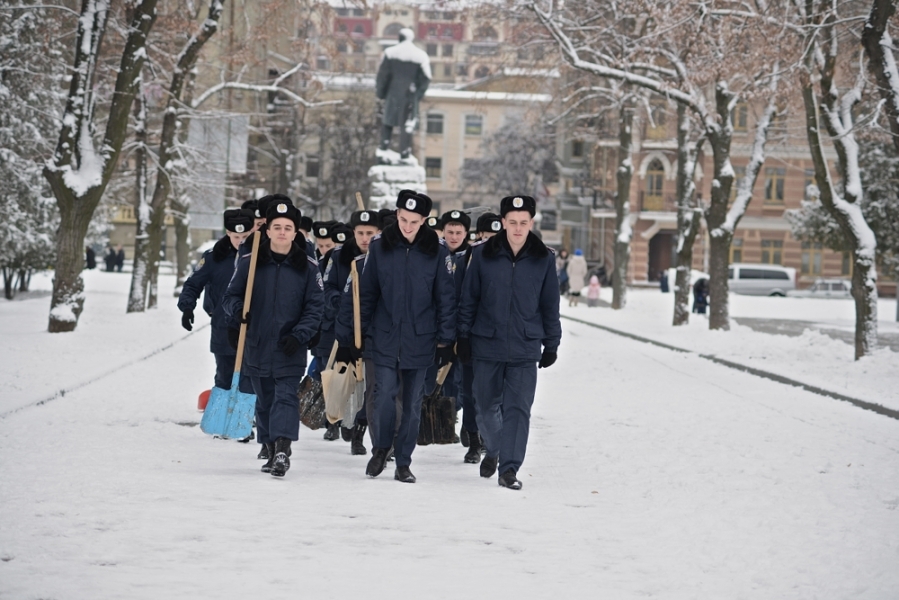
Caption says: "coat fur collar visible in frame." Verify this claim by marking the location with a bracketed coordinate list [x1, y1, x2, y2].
[212, 235, 238, 262]
[337, 238, 364, 267]
[483, 231, 549, 260]
[255, 237, 309, 270]
[379, 221, 439, 256]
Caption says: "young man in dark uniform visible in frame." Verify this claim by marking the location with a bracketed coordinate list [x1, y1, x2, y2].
[438, 209, 484, 464]
[223, 202, 324, 477]
[456, 195, 561, 490]
[336, 191, 455, 483]
[178, 209, 255, 395]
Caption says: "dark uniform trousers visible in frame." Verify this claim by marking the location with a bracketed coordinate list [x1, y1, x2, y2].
[250, 374, 303, 444]
[213, 353, 254, 394]
[372, 364, 426, 468]
[472, 359, 538, 475]
[459, 362, 477, 433]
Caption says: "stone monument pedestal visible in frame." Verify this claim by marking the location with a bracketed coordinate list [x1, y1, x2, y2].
[368, 148, 427, 210]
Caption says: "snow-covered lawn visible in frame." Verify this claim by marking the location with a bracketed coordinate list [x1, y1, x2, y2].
[562, 287, 899, 412]
[1, 272, 898, 598]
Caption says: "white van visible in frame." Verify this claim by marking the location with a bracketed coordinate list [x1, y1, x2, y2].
[727, 263, 796, 296]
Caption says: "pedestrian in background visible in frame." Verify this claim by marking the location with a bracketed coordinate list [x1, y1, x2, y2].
[104, 244, 116, 272]
[566, 249, 588, 307]
[115, 245, 125, 272]
[692, 277, 709, 314]
[556, 248, 570, 295]
[586, 274, 601, 307]
[85, 246, 96, 270]
[659, 270, 669, 293]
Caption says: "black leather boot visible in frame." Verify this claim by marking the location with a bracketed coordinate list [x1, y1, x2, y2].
[463, 431, 483, 464]
[350, 424, 367, 456]
[270, 438, 291, 477]
[480, 455, 498, 478]
[257, 443, 270, 460]
[366, 447, 389, 478]
[394, 465, 416, 483]
[498, 469, 522, 490]
[340, 424, 353, 442]
[260, 443, 275, 472]
[460, 427, 470, 447]
[323, 421, 340, 441]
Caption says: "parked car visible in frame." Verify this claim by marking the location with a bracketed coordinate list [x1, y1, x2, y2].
[786, 278, 852, 299]
[727, 263, 796, 296]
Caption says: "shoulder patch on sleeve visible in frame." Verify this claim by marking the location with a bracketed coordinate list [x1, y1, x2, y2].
[307, 255, 319, 267]
[323, 256, 334, 279]
[316, 270, 324, 290]
[196, 257, 206, 269]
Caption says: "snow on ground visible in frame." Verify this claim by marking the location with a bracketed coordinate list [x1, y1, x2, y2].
[563, 287, 899, 412]
[1, 274, 898, 598]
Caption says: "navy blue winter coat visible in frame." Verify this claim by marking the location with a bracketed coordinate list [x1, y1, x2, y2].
[337, 223, 455, 370]
[314, 240, 364, 359]
[457, 231, 561, 362]
[177, 236, 240, 355]
[223, 239, 324, 378]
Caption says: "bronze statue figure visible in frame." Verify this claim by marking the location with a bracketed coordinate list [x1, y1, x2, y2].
[375, 28, 432, 159]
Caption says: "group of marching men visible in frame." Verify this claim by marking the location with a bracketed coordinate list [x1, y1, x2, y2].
[178, 190, 562, 489]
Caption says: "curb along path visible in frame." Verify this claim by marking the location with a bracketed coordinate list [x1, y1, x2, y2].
[561, 314, 899, 421]
[0, 323, 210, 421]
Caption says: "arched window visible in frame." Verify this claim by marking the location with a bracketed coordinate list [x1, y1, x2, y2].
[353, 24, 364, 35]
[383, 22, 404, 37]
[474, 65, 490, 79]
[474, 25, 498, 42]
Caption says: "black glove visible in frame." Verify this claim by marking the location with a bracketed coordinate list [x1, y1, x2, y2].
[335, 345, 362, 364]
[227, 328, 240, 350]
[538, 350, 557, 369]
[307, 329, 321, 350]
[240, 312, 251, 326]
[435, 345, 454, 368]
[456, 337, 472, 365]
[181, 310, 194, 332]
[278, 335, 301, 357]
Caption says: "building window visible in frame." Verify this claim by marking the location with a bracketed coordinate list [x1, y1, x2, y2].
[764, 167, 785, 203]
[442, 44, 453, 57]
[383, 22, 404, 37]
[337, 23, 348, 33]
[770, 112, 788, 137]
[353, 41, 364, 54]
[316, 56, 329, 70]
[426, 113, 444, 135]
[465, 114, 483, 136]
[801, 241, 823, 275]
[647, 100, 667, 139]
[842, 252, 852, 276]
[425, 157, 442, 178]
[337, 41, 348, 53]
[443, 63, 452, 77]
[733, 102, 748, 132]
[456, 64, 468, 76]
[761, 239, 783, 265]
[646, 159, 663, 193]
[474, 25, 499, 41]
[305, 156, 320, 178]
[571, 140, 584, 159]
[474, 65, 490, 78]
[730, 238, 743, 263]
[353, 24, 365, 35]
[426, 43, 438, 57]
[428, 26, 438, 38]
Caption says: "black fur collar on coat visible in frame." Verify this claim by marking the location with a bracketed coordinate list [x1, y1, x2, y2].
[483, 230, 549, 260]
[255, 237, 309, 270]
[212, 236, 238, 262]
[379, 221, 439, 256]
[337, 238, 364, 267]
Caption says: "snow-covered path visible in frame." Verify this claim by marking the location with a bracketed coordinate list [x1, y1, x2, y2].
[1, 316, 898, 599]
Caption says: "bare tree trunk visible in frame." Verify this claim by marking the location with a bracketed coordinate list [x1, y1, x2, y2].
[862, 0, 899, 157]
[612, 104, 634, 310]
[44, 0, 157, 331]
[129, 0, 224, 311]
[172, 196, 191, 294]
[127, 76, 151, 312]
[673, 103, 703, 326]
[802, 20, 879, 359]
[17, 269, 30, 292]
[2, 268, 14, 300]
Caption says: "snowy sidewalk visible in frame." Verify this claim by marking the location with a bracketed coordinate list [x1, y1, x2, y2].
[561, 288, 899, 413]
[2, 308, 898, 598]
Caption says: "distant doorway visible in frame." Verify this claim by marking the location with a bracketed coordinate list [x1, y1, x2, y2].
[648, 232, 676, 281]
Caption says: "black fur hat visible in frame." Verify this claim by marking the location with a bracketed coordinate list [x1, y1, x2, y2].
[258, 194, 293, 219]
[241, 199, 261, 219]
[439, 210, 471, 231]
[312, 220, 338, 239]
[224, 209, 254, 233]
[350, 210, 380, 229]
[395, 190, 432, 217]
[425, 215, 440, 229]
[299, 216, 313, 233]
[500, 195, 537, 217]
[330, 223, 353, 244]
[265, 201, 301, 229]
[476, 212, 503, 234]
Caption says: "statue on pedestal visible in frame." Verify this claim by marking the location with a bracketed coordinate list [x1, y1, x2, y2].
[376, 28, 432, 161]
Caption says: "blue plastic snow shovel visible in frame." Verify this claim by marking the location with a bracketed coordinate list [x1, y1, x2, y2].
[200, 230, 261, 439]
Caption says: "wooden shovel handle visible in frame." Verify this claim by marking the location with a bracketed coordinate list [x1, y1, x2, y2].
[234, 230, 261, 374]
[355, 191, 365, 210]
[350, 260, 363, 382]
[436, 362, 453, 386]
